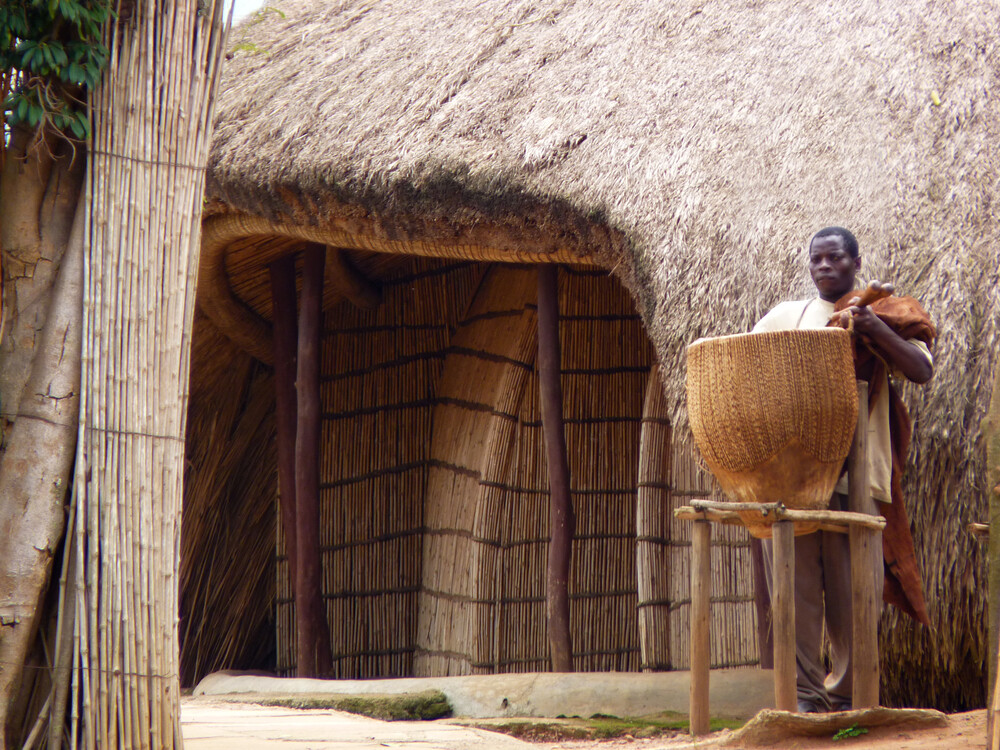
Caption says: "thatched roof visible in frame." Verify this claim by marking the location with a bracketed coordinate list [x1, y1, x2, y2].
[206, 0, 1000, 709]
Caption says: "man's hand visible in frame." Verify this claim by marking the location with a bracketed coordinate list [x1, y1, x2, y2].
[845, 304, 886, 336]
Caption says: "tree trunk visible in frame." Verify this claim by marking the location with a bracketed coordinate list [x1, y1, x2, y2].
[537, 264, 575, 673]
[0, 169, 84, 745]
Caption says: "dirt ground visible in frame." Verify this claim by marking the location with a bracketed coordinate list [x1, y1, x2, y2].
[181, 698, 986, 749]
[554, 710, 986, 749]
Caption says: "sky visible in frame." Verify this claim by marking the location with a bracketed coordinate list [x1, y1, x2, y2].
[229, 0, 267, 22]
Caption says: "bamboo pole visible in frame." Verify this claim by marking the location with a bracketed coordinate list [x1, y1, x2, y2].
[295, 243, 333, 676]
[689, 519, 711, 735]
[848, 380, 879, 709]
[270, 255, 299, 586]
[771, 521, 796, 712]
[537, 264, 575, 673]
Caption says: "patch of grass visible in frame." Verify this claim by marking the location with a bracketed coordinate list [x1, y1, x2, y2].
[832, 723, 869, 741]
[252, 690, 452, 721]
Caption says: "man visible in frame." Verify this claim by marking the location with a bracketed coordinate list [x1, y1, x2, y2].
[753, 226, 934, 713]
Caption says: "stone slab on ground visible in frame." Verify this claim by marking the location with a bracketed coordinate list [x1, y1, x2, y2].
[182, 698, 532, 749]
[194, 669, 774, 720]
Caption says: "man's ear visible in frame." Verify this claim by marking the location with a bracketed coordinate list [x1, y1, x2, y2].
[854, 256, 862, 272]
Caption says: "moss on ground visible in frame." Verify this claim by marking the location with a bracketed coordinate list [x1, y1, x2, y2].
[466, 712, 744, 741]
[251, 689, 452, 720]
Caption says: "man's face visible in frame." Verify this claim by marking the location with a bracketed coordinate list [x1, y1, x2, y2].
[809, 235, 860, 302]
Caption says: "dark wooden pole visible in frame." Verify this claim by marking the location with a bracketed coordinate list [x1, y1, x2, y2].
[295, 244, 333, 677]
[537, 264, 575, 673]
[269, 255, 298, 587]
[750, 537, 773, 669]
[986, 363, 1000, 743]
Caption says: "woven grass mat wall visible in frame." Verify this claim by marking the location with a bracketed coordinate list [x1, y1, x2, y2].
[275, 257, 485, 678]
[416, 265, 759, 675]
[181, 313, 278, 686]
[184, 253, 759, 681]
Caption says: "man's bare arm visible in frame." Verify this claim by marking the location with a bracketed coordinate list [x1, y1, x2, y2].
[847, 305, 933, 384]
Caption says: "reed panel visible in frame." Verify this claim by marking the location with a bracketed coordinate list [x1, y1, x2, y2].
[276, 257, 483, 677]
[665, 440, 758, 669]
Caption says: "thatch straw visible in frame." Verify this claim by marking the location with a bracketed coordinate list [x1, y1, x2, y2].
[180, 313, 278, 686]
[203, 0, 1000, 709]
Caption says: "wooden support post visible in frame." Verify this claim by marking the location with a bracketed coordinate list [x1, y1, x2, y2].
[848, 380, 879, 709]
[985, 362, 1000, 741]
[294, 244, 333, 677]
[689, 519, 712, 736]
[772, 520, 797, 712]
[537, 264, 575, 673]
[750, 537, 773, 669]
[270, 256, 298, 586]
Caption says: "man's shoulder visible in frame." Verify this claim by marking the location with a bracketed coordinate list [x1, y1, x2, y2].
[752, 300, 812, 333]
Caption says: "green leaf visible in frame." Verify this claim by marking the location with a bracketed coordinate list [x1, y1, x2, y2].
[27, 103, 43, 128]
[51, 42, 68, 66]
[70, 110, 88, 139]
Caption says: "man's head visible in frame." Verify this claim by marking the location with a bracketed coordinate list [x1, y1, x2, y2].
[808, 226, 861, 302]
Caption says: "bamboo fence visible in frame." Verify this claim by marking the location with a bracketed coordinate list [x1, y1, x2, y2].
[25, 1, 229, 747]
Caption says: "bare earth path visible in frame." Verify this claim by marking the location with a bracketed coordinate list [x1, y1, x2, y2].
[181, 698, 986, 750]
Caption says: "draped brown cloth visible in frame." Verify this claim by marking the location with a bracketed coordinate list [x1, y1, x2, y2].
[829, 292, 936, 626]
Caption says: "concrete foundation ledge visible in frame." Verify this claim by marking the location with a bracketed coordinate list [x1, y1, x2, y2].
[193, 668, 775, 720]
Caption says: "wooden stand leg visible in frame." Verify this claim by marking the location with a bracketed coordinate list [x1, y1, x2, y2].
[850, 526, 880, 708]
[690, 520, 711, 736]
[848, 380, 879, 708]
[772, 520, 797, 712]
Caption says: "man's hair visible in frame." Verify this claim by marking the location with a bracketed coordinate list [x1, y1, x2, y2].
[811, 226, 859, 258]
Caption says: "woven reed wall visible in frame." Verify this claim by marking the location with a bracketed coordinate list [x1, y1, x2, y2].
[275, 257, 484, 677]
[417, 265, 539, 674]
[417, 265, 701, 674]
[181, 313, 278, 686]
[665, 441, 759, 669]
[187, 251, 760, 679]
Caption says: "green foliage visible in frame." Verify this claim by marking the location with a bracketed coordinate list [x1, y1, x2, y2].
[1, 0, 112, 140]
[832, 723, 869, 741]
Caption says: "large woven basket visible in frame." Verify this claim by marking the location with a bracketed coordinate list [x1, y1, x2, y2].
[686, 328, 857, 537]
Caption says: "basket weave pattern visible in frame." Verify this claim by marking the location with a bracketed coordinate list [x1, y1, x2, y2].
[686, 328, 857, 513]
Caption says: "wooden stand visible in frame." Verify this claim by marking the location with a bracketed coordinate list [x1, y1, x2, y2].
[676, 381, 884, 735]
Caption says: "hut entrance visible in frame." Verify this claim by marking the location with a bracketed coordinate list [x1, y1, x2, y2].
[181, 237, 758, 684]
